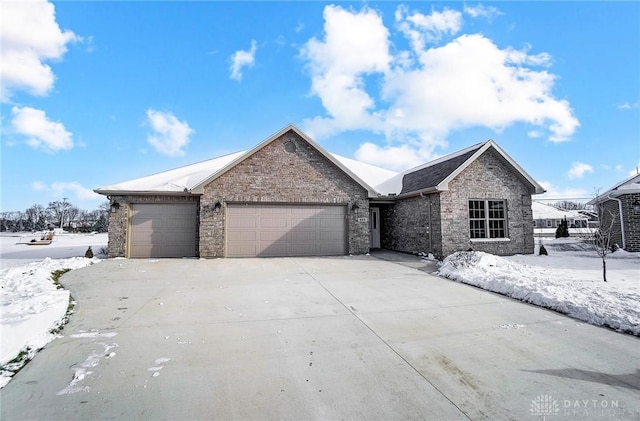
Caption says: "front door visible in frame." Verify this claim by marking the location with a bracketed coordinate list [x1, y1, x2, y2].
[370, 207, 380, 249]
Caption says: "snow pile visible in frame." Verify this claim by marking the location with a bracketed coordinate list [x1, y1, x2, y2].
[437, 251, 640, 335]
[0, 256, 101, 388]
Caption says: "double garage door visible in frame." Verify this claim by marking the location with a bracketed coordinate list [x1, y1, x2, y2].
[227, 204, 347, 257]
[129, 203, 347, 258]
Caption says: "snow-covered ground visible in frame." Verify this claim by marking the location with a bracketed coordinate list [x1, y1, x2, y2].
[0, 231, 107, 269]
[0, 232, 107, 387]
[437, 238, 640, 335]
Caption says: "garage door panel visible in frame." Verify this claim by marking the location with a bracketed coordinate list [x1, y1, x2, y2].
[229, 217, 256, 228]
[318, 243, 345, 254]
[166, 218, 194, 229]
[261, 218, 288, 228]
[260, 242, 288, 257]
[227, 204, 346, 257]
[130, 203, 197, 258]
[259, 231, 287, 242]
[132, 218, 162, 229]
[319, 231, 343, 241]
[319, 218, 342, 229]
[169, 232, 197, 243]
[228, 231, 257, 242]
[227, 245, 258, 257]
[288, 230, 317, 242]
[291, 218, 317, 228]
[288, 244, 317, 256]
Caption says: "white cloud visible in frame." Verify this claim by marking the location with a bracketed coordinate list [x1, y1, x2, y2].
[300, 5, 391, 139]
[146, 109, 193, 157]
[32, 181, 46, 191]
[568, 162, 594, 180]
[617, 101, 639, 110]
[229, 40, 257, 81]
[536, 181, 590, 201]
[11, 106, 73, 152]
[463, 3, 503, 21]
[300, 5, 580, 170]
[0, 0, 78, 101]
[32, 181, 102, 202]
[355, 141, 438, 172]
[396, 6, 462, 50]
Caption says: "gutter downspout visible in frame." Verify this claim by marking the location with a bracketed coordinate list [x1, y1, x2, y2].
[606, 194, 626, 250]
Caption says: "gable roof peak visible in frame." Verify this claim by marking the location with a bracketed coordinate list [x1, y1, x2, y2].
[189, 124, 380, 197]
[376, 139, 545, 197]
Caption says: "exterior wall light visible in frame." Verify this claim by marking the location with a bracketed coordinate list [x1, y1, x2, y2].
[110, 202, 120, 213]
[351, 203, 360, 211]
[213, 201, 222, 213]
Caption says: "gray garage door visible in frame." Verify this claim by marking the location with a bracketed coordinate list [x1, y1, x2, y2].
[129, 203, 197, 258]
[227, 204, 347, 257]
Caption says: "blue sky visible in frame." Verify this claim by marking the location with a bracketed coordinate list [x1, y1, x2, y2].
[1, 1, 639, 211]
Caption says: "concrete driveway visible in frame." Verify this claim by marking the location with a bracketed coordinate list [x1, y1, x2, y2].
[1, 254, 639, 420]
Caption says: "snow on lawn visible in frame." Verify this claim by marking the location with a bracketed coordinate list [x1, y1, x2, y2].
[0, 232, 107, 388]
[437, 238, 640, 335]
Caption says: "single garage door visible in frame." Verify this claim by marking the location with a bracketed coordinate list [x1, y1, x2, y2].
[129, 203, 197, 258]
[227, 204, 347, 257]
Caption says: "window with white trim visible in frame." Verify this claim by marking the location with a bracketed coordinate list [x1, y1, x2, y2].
[469, 200, 507, 239]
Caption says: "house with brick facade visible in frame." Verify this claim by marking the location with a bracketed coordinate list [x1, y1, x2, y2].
[95, 125, 545, 259]
[587, 174, 640, 252]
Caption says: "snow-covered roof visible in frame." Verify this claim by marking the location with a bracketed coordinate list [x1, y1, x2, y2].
[375, 140, 545, 196]
[95, 126, 545, 200]
[532, 201, 587, 220]
[95, 151, 246, 194]
[588, 173, 640, 204]
[331, 154, 397, 191]
[95, 125, 398, 197]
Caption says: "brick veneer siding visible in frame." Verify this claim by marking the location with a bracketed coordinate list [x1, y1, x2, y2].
[106, 195, 199, 258]
[440, 149, 535, 256]
[622, 193, 640, 251]
[383, 148, 536, 259]
[381, 194, 443, 258]
[199, 130, 370, 257]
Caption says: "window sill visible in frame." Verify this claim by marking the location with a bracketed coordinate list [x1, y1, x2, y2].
[470, 238, 511, 243]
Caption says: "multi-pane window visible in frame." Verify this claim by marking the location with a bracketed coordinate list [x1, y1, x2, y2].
[469, 200, 507, 239]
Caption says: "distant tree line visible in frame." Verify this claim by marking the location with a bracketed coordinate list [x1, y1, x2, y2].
[0, 199, 109, 233]
[552, 200, 590, 210]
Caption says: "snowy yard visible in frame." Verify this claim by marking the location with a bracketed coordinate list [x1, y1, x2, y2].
[0, 232, 107, 387]
[0, 233, 638, 389]
[438, 238, 640, 335]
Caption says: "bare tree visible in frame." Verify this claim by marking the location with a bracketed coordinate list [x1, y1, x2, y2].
[47, 198, 73, 229]
[589, 205, 619, 282]
[25, 204, 47, 231]
[2, 200, 108, 232]
[66, 205, 80, 229]
[554, 200, 588, 210]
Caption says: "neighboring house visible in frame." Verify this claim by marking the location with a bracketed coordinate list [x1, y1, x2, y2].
[587, 174, 640, 252]
[531, 201, 591, 237]
[95, 125, 545, 259]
